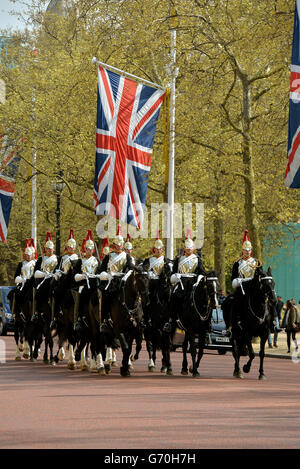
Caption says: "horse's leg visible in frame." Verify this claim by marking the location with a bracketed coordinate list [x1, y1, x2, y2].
[232, 336, 243, 379]
[242, 335, 256, 375]
[131, 332, 142, 361]
[181, 337, 189, 375]
[144, 332, 155, 372]
[258, 334, 268, 380]
[195, 332, 206, 374]
[119, 333, 131, 377]
[67, 343, 76, 370]
[22, 339, 31, 360]
[14, 324, 21, 360]
[189, 334, 200, 378]
[89, 342, 98, 373]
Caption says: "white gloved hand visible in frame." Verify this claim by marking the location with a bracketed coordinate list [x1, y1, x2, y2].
[15, 276, 23, 284]
[75, 273, 85, 282]
[98, 271, 109, 281]
[54, 270, 62, 281]
[34, 270, 46, 279]
[170, 273, 181, 285]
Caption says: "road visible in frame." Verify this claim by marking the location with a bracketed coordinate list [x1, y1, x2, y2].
[0, 333, 300, 450]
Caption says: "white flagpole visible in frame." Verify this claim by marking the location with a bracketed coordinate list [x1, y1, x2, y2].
[166, 11, 178, 260]
[31, 49, 38, 249]
[91, 57, 165, 91]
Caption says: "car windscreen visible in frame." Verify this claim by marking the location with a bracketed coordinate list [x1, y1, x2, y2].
[212, 308, 224, 323]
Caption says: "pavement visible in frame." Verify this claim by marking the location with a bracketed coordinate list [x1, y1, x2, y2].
[252, 330, 299, 359]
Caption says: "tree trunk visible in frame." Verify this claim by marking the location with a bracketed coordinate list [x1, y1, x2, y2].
[214, 215, 226, 292]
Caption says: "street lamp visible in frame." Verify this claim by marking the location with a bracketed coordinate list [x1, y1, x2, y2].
[51, 170, 65, 256]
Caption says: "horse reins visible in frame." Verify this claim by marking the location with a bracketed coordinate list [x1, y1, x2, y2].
[247, 275, 274, 325]
[191, 276, 218, 321]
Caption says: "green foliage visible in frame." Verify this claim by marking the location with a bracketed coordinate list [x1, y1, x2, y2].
[0, 0, 298, 286]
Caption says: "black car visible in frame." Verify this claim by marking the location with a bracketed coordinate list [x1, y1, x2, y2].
[0, 286, 14, 336]
[172, 307, 232, 355]
[203, 307, 232, 355]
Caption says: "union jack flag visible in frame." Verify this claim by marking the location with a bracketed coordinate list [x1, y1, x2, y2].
[285, 0, 300, 187]
[94, 66, 166, 228]
[0, 134, 24, 241]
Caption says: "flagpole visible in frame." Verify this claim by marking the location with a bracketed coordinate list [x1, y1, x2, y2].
[166, 9, 178, 260]
[31, 49, 38, 248]
[91, 57, 166, 91]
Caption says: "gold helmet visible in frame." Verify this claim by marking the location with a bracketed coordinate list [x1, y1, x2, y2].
[113, 225, 124, 247]
[124, 233, 133, 251]
[29, 237, 37, 259]
[184, 228, 194, 251]
[152, 230, 163, 252]
[242, 230, 252, 251]
[44, 231, 54, 251]
[23, 238, 32, 258]
[65, 228, 76, 250]
[100, 237, 110, 260]
[85, 229, 95, 250]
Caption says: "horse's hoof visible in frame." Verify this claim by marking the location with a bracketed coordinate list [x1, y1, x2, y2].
[67, 362, 76, 370]
[112, 361, 118, 367]
[166, 369, 173, 376]
[148, 366, 156, 372]
[259, 374, 266, 381]
[80, 364, 88, 371]
[51, 361, 56, 367]
[98, 367, 106, 376]
[18, 344, 24, 352]
[130, 354, 136, 362]
[233, 371, 244, 379]
[23, 353, 29, 360]
[189, 366, 193, 374]
[105, 366, 112, 375]
[243, 364, 250, 374]
[30, 358, 37, 362]
[15, 356, 21, 361]
[160, 366, 167, 373]
[193, 372, 200, 379]
[181, 370, 188, 376]
[120, 369, 131, 377]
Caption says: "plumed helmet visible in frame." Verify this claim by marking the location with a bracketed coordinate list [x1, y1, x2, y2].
[153, 230, 163, 251]
[23, 238, 32, 257]
[113, 225, 124, 246]
[80, 238, 86, 255]
[44, 231, 54, 250]
[29, 238, 37, 259]
[85, 229, 95, 250]
[124, 233, 132, 251]
[66, 228, 76, 249]
[100, 237, 110, 260]
[242, 230, 252, 251]
[184, 228, 194, 250]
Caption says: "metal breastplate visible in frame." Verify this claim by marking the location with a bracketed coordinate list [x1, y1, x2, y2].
[109, 252, 127, 273]
[82, 256, 98, 275]
[178, 254, 198, 274]
[21, 260, 36, 279]
[61, 254, 78, 273]
[41, 255, 58, 273]
[149, 256, 164, 276]
[238, 257, 258, 279]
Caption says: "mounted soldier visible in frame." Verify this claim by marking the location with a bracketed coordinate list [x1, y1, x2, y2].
[142, 231, 172, 328]
[74, 230, 101, 331]
[222, 229, 261, 336]
[124, 233, 135, 265]
[32, 232, 58, 322]
[51, 228, 79, 330]
[165, 229, 206, 332]
[10, 238, 37, 323]
[98, 226, 136, 326]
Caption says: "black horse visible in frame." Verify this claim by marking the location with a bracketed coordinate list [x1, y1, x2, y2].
[138, 262, 173, 374]
[173, 271, 219, 378]
[222, 266, 276, 380]
[109, 269, 150, 377]
[8, 280, 44, 362]
[51, 261, 80, 369]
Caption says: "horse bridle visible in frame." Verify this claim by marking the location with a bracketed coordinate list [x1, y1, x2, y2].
[191, 276, 218, 321]
[247, 274, 275, 324]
